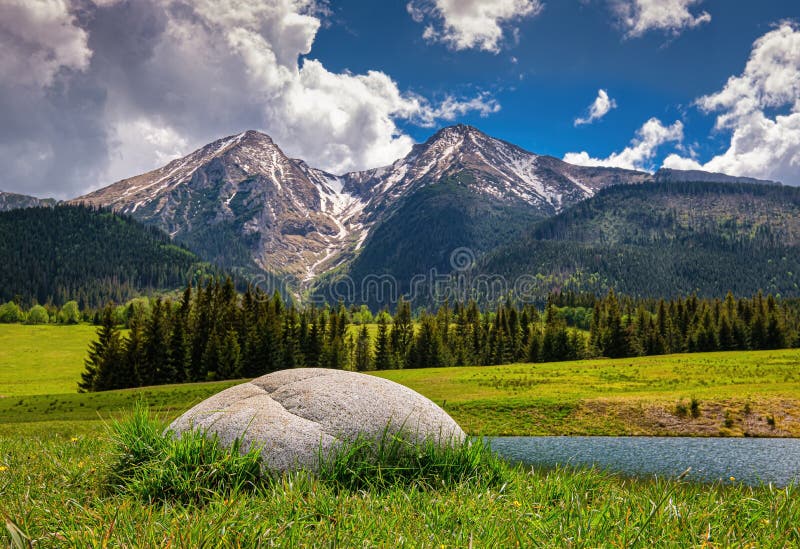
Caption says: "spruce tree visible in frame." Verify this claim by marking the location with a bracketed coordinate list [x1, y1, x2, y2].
[79, 305, 123, 392]
[392, 298, 413, 368]
[374, 312, 392, 370]
[354, 324, 373, 371]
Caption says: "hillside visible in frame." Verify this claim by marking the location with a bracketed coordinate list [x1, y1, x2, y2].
[0, 205, 216, 307]
[479, 181, 800, 300]
[0, 191, 56, 212]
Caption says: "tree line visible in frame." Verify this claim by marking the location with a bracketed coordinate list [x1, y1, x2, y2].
[79, 280, 800, 392]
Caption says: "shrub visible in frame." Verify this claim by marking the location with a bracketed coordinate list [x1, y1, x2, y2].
[724, 410, 734, 428]
[690, 398, 701, 418]
[0, 302, 22, 323]
[58, 300, 80, 324]
[27, 305, 49, 324]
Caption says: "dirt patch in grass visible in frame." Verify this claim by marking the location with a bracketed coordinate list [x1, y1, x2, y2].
[577, 398, 800, 437]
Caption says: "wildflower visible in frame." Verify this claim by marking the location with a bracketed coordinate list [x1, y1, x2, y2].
[70, 437, 78, 443]
[512, 500, 522, 508]
[729, 476, 735, 482]
[0, 465, 7, 472]
[77, 461, 84, 468]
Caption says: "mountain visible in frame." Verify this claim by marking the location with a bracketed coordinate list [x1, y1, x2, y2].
[315, 125, 655, 305]
[477, 180, 800, 301]
[0, 191, 56, 212]
[0, 205, 217, 307]
[75, 125, 653, 299]
[654, 168, 779, 186]
[343, 124, 650, 217]
[74, 130, 368, 282]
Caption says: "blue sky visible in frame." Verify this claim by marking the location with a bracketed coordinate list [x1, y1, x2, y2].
[0, 0, 799, 199]
[313, 0, 800, 179]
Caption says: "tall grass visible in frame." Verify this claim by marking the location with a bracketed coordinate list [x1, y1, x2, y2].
[2, 414, 800, 546]
[318, 431, 508, 491]
[106, 403, 264, 503]
[105, 404, 503, 502]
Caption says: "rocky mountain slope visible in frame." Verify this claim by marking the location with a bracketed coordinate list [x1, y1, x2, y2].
[0, 191, 56, 212]
[74, 125, 652, 288]
[76, 130, 368, 281]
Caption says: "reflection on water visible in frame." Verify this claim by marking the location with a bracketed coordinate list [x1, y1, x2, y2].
[488, 436, 800, 486]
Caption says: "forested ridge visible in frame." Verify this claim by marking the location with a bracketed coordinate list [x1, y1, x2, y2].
[79, 279, 800, 391]
[0, 205, 215, 307]
[480, 181, 800, 300]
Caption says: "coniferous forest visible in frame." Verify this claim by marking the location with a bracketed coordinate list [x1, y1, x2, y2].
[0, 205, 215, 308]
[79, 278, 800, 391]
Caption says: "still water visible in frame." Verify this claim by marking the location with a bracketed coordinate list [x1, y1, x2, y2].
[488, 436, 800, 486]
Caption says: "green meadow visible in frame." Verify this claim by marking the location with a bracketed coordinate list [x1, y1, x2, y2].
[375, 350, 800, 436]
[0, 324, 99, 396]
[2, 324, 800, 546]
[2, 324, 800, 437]
[2, 421, 799, 547]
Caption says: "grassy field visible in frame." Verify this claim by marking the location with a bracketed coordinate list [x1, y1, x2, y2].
[2, 326, 800, 546]
[0, 324, 99, 396]
[375, 350, 800, 436]
[2, 324, 800, 436]
[0, 412, 798, 547]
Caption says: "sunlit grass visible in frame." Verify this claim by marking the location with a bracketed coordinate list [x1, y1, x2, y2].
[0, 323, 99, 396]
[1, 411, 799, 547]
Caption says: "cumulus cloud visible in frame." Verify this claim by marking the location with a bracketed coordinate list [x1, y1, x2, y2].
[574, 89, 617, 126]
[407, 0, 543, 53]
[663, 23, 800, 184]
[611, 0, 711, 38]
[564, 118, 684, 171]
[0, 0, 91, 87]
[0, 0, 499, 198]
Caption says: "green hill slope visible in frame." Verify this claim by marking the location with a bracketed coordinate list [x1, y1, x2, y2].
[0, 205, 216, 307]
[480, 181, 800, 299]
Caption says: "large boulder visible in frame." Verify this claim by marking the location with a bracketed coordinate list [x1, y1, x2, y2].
[168, 368, 465, 473]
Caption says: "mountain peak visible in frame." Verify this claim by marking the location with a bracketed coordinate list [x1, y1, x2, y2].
[427, 123, 485, 143]
[239, 129, 275, 143]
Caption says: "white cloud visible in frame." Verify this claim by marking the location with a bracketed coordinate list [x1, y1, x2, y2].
[0, 0, 500, 197]
[108, 118, 190, 179]
[663, 23, 800, 184]
[407, 0, 543, 53]
[564, 118, 684, 171]
[574, 89, 617, 126]
[612, 0, 711, 38]
[0, 0, 92, 88]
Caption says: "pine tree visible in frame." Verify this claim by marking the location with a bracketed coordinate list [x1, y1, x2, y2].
[217, 329, 242, 379]
[167, 286, 191, 382]
[142, 298, 171, 386]
[79, 305, 123, 392]
[392, 298, 413, 368]
[125, 314, 146, 387]
[408, 313, 443, 368]
[602, 289, 632, 358]
[354, 324, 373, 371]
[374, 312, 392, 370]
